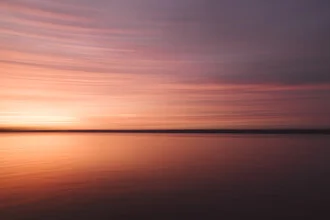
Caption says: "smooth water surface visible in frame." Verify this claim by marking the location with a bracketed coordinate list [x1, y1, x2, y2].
[1, 134, 330, 219]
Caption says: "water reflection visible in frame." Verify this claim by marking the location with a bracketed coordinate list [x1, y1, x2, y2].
[1, 134, 330, 219]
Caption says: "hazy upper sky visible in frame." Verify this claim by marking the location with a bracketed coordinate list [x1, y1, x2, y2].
[1, 0, 330, 128]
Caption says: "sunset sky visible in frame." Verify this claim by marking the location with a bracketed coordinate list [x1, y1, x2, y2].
[1, 0, 330, 129]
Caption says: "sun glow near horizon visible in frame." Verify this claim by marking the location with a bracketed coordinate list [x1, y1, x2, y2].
[0, 110, 78, 129]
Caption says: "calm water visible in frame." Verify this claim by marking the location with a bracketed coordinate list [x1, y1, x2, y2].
[1, 134, 330, 219]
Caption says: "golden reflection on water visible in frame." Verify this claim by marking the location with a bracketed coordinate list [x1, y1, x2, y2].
[0, 134, 233, 209]
[0, 134, 329, 211]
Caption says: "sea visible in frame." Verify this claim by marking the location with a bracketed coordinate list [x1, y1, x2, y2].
[1, 133, 330, 219]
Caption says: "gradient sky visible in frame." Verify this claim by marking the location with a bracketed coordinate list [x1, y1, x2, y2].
[1, 0, 330, 129]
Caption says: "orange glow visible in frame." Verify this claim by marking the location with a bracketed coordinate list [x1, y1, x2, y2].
[0, 108, 78, 128]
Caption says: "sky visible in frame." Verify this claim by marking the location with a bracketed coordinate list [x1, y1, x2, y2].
[1, 0, 330, 129]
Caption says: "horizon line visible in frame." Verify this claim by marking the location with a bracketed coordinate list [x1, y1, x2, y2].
[1, 128, 330, 134]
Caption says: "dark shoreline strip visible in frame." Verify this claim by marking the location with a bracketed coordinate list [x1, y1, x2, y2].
[1, 129, 330, 134]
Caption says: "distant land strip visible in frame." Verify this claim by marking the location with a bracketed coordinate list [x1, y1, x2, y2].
[1, 129, 330, 134]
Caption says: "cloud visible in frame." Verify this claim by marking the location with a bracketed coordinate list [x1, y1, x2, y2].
[149, 0, 330, 85]
[2, 0, 330, 87]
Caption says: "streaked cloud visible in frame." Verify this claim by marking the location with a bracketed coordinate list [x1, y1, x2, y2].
[1, 0, 329, 128]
